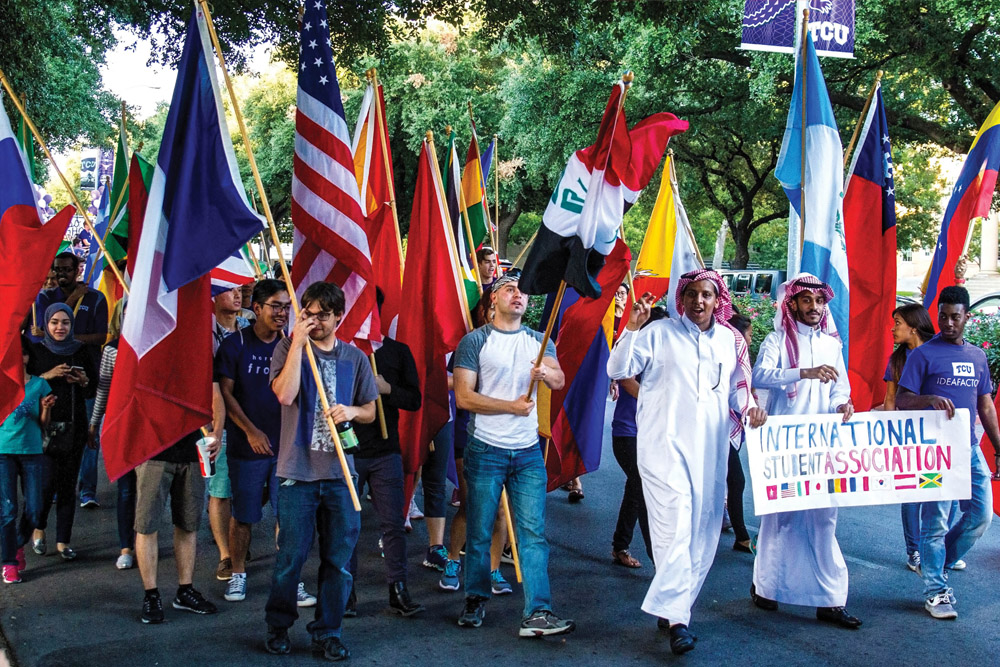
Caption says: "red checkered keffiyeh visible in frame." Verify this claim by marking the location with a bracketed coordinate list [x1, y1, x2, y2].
[773, 272, 839, 400]
[675, 268, 753, 448]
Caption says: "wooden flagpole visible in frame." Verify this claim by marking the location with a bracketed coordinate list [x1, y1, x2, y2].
[0, 68, 129, 295]
[799, 8, 809, 253]
[195, 0, 360, 511]
[511, 229, 538, 267]
[493, 133, 501, 265]
[843, 71, 884, 171]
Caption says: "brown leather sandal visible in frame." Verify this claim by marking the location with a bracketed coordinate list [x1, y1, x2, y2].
[612, 549, 641, 568]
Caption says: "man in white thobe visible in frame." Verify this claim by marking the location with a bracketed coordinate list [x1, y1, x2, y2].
[608, 269, 766, 655]
[750, 273, 862, 629]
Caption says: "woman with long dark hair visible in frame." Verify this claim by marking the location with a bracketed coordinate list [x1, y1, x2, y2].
[883, 303, 938, 572]
[29, 303, 98, 560]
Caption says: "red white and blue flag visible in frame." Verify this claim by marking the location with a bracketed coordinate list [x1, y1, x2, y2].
[519, 79, 687, 299]
[923, 101, 1000, 319]
[844, 84, 896, 410]
[292, 0, 380, 354]
[0, 93, 74, 421]
[210, 247, 256, 297]
[101, 5, 265, 480]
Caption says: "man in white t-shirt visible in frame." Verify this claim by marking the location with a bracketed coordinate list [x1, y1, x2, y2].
[452, 271, 574, 638]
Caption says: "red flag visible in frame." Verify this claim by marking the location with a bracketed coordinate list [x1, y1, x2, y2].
[125, 153, 153, 283]
[844, 86, 896, 410]
[979, 392, 1000, 517]
[352, 81, 402, 337]
[0, 206, 74, 420]
[396, 139, 472, 503]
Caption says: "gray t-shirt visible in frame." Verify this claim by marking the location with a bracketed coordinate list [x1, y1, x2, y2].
[453, 324, 556, 449]
[270, 337, 379, 482]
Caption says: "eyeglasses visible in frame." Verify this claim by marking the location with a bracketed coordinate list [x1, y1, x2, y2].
[262, 303, 292, 313]
[302, 310, 335, 322]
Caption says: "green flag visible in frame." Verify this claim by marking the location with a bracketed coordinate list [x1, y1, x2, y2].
[15, 113, 35, 183]
[104, 124, 131, 263]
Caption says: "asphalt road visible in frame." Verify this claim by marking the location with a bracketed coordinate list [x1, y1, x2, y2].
[3, 400, 1000, 666]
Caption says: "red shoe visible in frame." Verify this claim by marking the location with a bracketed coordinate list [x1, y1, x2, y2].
[3, 564, 21, 584]
[16, 547, 26, 572]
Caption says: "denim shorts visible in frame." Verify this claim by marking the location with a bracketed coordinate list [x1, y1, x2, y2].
[229, 456, 278, 524]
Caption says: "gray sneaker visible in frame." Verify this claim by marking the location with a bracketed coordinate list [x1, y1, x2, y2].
[490, 569, 512, 595]
[925, 592, 957, 619]
[439, 559, 461, 591]
[224, 573, 246, 602]
[519, 610, 576, 638]
[458, 596, 487, 628]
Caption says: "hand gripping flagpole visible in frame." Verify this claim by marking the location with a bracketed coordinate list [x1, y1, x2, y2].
[843, 71, 884, 170]
[527, 71, 634, 399]
[0, 69, 130, 296]
[195, 0, 360, 511]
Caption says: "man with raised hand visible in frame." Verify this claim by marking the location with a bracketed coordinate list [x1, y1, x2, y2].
[264, 282, 378, 660]
[749, 274, 861, 630]
[608, 268, 764, 655]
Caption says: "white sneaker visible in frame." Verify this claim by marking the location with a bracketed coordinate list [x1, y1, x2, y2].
[224, 573, 247, 602]
[925, 592, 957, 619]
[297, 582, 317, 607]
[116, 553, 134, 570]
[947, 559, 967, 571]
[408, 497, 424, 520]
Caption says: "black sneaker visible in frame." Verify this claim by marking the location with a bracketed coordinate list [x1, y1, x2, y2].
[265, 625, 291, 655]
[173, 587, 218, 615]
[457, 595, 487, 628]
[311, 636, 350, 661]
[141, 593, 164, 624]
[519, 610, 575, 638]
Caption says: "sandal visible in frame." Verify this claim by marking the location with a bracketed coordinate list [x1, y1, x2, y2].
[612, 549, 641, 568]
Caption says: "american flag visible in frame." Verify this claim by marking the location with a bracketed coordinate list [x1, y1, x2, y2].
[291, 0, 380, 352]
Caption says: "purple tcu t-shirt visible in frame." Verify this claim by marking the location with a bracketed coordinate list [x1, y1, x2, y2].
[898, 334, 993, 444]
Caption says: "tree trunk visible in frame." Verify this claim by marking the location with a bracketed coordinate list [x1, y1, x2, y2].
[730, 220, 750, 269]
[496, 196, 524, 258]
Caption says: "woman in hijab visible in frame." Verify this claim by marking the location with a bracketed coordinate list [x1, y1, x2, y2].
[28, 303, 98, 560]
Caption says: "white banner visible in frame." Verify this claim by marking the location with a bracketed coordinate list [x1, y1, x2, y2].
[746, 409, 972, 515]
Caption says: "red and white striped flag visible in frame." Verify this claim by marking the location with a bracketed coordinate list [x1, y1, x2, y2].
[291, 0, 380, 353]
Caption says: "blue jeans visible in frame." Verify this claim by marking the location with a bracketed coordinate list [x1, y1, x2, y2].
[902, 501, 958, 555]
[265, 479, 359, 640]
[919, 449, 993, 598]
[117, 471, 136, 551]
[463, 437, 551, 619]
[0, 454, 46, 565]
[78, 398, 97, 502]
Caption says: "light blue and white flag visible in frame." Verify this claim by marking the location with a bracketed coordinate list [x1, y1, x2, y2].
[776, 29, 849, 363]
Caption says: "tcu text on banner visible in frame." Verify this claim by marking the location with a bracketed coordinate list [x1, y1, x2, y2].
[746, 409, 972, 515]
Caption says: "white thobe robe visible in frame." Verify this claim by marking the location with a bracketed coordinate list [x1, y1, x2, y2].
[608, 316, 753, 626]
[751, 322, 852, 607]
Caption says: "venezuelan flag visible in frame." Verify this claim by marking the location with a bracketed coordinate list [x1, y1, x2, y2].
[923, 101, 1000, 318]
[538, 239, 631, 491]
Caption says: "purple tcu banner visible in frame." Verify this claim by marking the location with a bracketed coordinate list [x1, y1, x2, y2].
[741, 0, 855, 59]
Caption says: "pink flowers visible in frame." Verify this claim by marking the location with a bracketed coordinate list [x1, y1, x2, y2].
[983, 341, 992, 349]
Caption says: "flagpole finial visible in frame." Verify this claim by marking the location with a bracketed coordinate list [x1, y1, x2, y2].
[137, 141, 144, 153]
[803, 7, 809, 21]
[445, 125, 452, 135]
[622, 70, 634, 84]
[426, 130, 434, 143]
[876, 70, 884, 81]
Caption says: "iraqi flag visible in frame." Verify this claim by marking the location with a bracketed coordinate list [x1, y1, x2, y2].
[537, 239, 631, 491]
[519, 79, 688, 299]
[844, 85, 897, 410]
[923, 101, 1000, 319]
[101, 5, 265, 481]
[0, 92, 75, 421]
